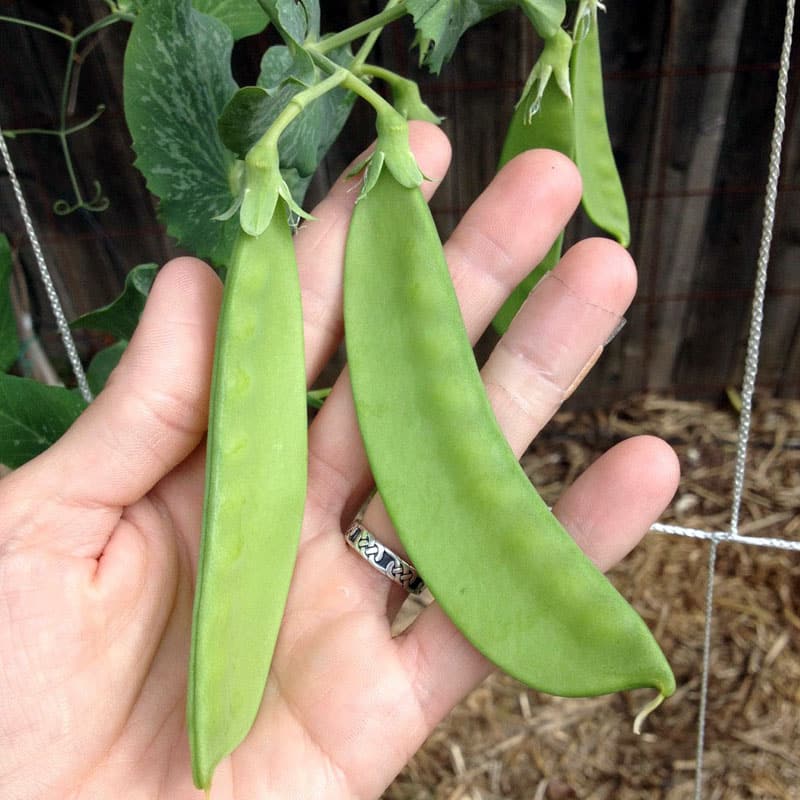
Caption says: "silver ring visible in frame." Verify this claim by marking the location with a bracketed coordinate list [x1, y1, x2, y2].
[344, 521, 426, 595]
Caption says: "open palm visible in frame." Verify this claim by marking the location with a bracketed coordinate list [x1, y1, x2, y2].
[0, 124, 678, 800]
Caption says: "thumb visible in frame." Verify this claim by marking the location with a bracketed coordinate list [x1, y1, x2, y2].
[2, 258, 221, 552]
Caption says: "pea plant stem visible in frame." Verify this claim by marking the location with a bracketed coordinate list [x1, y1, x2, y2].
[313, 1, 407, 55]
[4, 104, 106, 138]
[350, 0, 405, 69]
[307, 49, 396, 120]
[0, 15, 73, 41]
[248, 68, 348, 163]
[1, 10, 127, 213]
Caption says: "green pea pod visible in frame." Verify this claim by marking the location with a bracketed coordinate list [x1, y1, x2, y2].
[344, 169, 674, 711]
[493, 75, 575, 334]
[571, 4, 630, 247]
[188, 202, 307, 791]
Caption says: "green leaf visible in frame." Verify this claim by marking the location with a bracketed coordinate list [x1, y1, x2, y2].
[123, 0, 241, 266]
[407, 0, 516, 73]
[0, 374, 86, 469]
[71, 263, 158, 340]
[257, 0, 320, 43]
[0, 235, 18, 372]
[518, 0, 567, 39]
[219, 86, 280, 160]
[87, 340, 128, 396]
[192, 0, 269, 39]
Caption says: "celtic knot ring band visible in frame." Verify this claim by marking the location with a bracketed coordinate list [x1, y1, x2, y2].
[344, 521, 426, 595]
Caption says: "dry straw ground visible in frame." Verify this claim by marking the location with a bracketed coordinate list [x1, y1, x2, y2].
[387, 393, 800, 800]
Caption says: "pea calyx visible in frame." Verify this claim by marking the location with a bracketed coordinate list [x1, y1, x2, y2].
[239, 142, 311, 236]
[349, 108, 427, 199]
[517, 27, 574, 120]
[574, 0, 607, 42]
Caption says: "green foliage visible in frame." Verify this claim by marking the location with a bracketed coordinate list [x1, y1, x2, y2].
[407, 0, 516, 73]
[71, 263, 158, 340]
[0, 374, 87, 468]
[218, 44, 355, 205]
[191, 0, 269, 39]
[86, 340, 127, 395]
[0, 235, 18, 372]
[123, 0, 240, 267]
[257, 0, 320, 44]
[518, 0, 567, 39]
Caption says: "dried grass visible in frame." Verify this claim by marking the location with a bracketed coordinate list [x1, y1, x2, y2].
[386, 393, 800, 800]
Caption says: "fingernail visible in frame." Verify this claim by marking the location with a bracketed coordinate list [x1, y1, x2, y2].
[604, 316, 627, 346]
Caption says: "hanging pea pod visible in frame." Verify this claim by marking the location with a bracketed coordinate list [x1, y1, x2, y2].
[493, 43, 576, 334]
[571, 0, 630, 246]
[187, 203, 307, 791]
[493, 3, 630, 333]
[344, 166, 675, 720]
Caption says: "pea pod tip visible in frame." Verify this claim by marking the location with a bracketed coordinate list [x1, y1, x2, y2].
[632, 691, 668, 735]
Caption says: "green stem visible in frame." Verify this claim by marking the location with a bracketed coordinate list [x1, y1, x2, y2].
[0, 15, 73, 41]
[2, 10, 126, 214]
[351, 0, 404, 69]
[59, 15, 124, 211]
[58, 38, 86, 208]
[357, 63, 400, 85]
[314, 1, 407, 54]
[73, 13, 127, 45]
[307, 49, 396, 119]
[248, 68, 349, 164]
[4, 104, 107, 138]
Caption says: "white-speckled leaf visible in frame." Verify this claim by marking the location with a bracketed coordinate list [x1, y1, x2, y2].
[124, 0, 240, 266]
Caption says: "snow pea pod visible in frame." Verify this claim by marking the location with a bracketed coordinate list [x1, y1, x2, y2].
[493, 70, 575, 334]
[571, 2, 630, 246]
[344, 168, 674, 709]
[187, 202, 307, 791]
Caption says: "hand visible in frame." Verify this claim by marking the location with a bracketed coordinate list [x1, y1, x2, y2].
[0, 123, 679, 800]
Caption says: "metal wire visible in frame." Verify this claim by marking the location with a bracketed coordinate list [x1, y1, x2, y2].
[0, 122, 93, 403]
[692, 0, 796, 795]
[650, 522, 800, 552]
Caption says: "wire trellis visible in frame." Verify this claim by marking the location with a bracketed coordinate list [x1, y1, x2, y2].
[651, 0, 797, 796]
[0, 2, 797, 797]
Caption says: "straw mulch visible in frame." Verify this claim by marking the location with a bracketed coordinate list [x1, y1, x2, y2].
[386, 393, 800, 800]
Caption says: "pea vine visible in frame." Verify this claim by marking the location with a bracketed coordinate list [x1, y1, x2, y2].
[0, 4, 135, 214]
[0, 0, 626, 476]
[2, 3, 666, 790]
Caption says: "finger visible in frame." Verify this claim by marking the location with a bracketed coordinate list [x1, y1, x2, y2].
[296, 121, 452, 383]
[479, 236, 634, 453]
[357, 236, 636, 614]
[2, 258, 222, 552]
[305, 148, 583, 529]
[396, 435, 680, 734]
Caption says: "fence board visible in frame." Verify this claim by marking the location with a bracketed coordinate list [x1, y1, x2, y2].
[0, 1, 797, 403]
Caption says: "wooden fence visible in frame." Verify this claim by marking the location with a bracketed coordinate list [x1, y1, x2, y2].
[0, 0, 797, 406]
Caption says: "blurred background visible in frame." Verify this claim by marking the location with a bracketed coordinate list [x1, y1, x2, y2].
[1, 2, 798, 798]
[1, 1, 798, 404]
